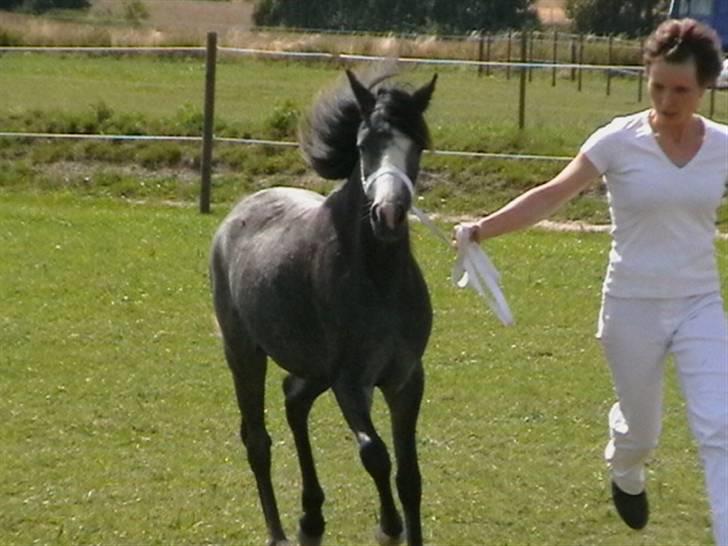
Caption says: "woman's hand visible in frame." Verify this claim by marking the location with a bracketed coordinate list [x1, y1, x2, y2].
[452, 221, 481, 249]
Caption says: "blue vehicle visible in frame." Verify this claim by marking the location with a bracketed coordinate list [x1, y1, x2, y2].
[669, 0, 728, 50]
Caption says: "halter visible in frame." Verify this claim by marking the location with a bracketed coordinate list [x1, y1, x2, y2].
[361, 162, 415, 201]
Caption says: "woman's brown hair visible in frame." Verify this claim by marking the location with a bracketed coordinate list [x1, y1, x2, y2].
[644, 18, 723, 87]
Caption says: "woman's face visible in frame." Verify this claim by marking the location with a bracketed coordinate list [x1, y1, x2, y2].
[647, 57, 705, 127]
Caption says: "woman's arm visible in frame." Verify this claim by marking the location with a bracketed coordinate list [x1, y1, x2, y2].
[462, 153, 601, 243]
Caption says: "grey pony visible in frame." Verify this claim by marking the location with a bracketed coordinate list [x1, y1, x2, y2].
[210, 68, 437, 546]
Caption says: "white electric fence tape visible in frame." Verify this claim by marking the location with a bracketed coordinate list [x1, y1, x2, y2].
[364, 164, 514, 325]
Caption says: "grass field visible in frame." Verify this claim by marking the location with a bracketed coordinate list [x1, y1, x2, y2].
[1, 191, 726, 545]
[1, 8, 727, 545]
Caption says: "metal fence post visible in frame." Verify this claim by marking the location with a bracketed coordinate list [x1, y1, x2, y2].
[200, 31, 217, 214]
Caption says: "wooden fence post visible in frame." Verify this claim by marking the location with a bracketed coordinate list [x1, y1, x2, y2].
[637, 38, 644, 102]
[506, 30, 512, 80]
[200, 31, 217, 214]
[478, 31, 485, 77]
[528, 30, 534, 82]
[552, 30, 558, 87]
[519, 30, 528, 129]
[607, 34, 613, 96]
[486, 32, 492, 76]
[577, 33, 584, 92]
[570, 36, 576, 81]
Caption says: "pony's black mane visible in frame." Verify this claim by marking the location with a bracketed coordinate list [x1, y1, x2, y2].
[299, 69, 432, 180]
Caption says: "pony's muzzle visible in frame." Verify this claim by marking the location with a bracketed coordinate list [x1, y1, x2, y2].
[364, 166, 414, 240]
[372, 201, 407, 231]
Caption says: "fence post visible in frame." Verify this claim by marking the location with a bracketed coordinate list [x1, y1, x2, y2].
[507, 30, 512, 80]
[200, 31, 218, 214]
[552, 30, 558, 87]
[570, 36, 576, 81]
[478, 31, 485, 77]
[577, 33, 584, 92]
[486, 32, 492, 76]
[637, 38, 644, 102]
[528, 30, 534, 82]
[607, 34, 613, 96]
[519, 30, 528, 129]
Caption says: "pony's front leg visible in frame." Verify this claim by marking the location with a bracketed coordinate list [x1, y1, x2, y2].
[332, 381, 404, 544]
[283, 375, 329, 546]
[382, 364, 425, 546]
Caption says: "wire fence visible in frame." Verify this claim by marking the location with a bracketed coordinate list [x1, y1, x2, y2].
[0, 37, 724, 211]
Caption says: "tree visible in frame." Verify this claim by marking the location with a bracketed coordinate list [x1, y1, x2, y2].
[0, 0, 90, 12]
[431, 0, 537, 33]
[566, 0, 670, 37]
[0, 0, 23, 9]
[253, 0, 538, 34]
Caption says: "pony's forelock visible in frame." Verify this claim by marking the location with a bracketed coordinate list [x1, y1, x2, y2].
[299, 68, 431, 180]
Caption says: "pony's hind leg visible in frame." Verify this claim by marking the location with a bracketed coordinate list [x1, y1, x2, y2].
[283, 375, 329, 546]
[225, 341, 290, 546]
[332, 381, 404, 545]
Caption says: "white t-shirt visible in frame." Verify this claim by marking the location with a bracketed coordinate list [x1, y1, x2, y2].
[580, 109, 728, 298]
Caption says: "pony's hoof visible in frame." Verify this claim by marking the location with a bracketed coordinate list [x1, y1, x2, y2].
[374, 526, 405, 546]
[297, 529, 323, 546]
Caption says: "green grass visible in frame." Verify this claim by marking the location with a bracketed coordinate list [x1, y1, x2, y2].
[1, 191, 726, 545]
[1, 54, 726, 143]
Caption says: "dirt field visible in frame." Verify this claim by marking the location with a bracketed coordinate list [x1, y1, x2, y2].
[91, 0, 255, 33]
[535, 0, 569, 25]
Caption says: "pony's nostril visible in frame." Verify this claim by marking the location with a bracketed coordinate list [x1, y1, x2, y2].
[373, 202, 406, 230]
[371, 204, 381, 224]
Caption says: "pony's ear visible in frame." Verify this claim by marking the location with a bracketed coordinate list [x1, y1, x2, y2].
[412, 74, 437, 113]
[346, 70, 375, 117]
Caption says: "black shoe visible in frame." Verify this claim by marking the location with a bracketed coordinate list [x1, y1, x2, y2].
[611, 481, 649, 530]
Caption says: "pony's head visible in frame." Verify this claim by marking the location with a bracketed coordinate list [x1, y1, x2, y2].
[347, 70, 436, 241]
[300, 68, 437, 242]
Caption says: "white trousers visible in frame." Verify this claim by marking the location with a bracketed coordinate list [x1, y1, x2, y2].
[597, 291, 728, 546]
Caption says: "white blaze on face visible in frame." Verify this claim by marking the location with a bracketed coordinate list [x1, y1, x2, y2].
[371, 130, 414, 229]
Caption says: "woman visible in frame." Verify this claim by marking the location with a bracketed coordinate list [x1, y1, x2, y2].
[456, 18, 727, 545]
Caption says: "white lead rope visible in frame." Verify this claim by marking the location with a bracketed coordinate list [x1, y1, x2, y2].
[452, 225, 514, 326]
[364, 164, 514, 326]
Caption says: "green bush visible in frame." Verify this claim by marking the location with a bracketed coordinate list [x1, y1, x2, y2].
[123, 0, 149, 25]
[137, 142, 183, 168]
[0, 29, 22, 45]
[264, 99, 300, 139]
[172, 103, 205, 135]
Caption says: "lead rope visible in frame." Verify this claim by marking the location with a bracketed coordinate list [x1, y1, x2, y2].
[363, 164, 514, 326]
